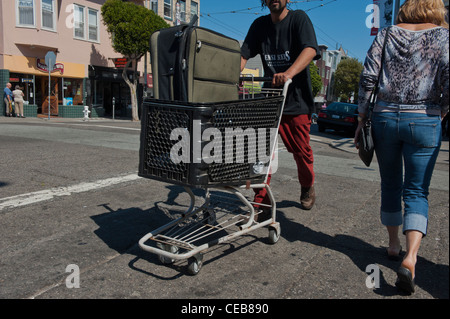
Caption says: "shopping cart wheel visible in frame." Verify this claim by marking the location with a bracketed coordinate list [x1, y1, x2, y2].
[203, 208, 217, 225]
[156, 243, 178, 264]
[268, 224, 280, 244]
[187, 253, 203, 275]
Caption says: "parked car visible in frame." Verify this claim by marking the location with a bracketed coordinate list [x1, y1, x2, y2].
[317, 102, 358, 134]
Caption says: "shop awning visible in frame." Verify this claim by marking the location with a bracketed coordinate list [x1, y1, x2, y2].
[15, 43, 59, 53]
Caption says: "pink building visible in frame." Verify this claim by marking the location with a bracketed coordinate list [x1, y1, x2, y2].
[1, 0, 200, 118]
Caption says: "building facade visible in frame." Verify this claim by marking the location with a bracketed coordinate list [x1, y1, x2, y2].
[143, 0, 200, 96]
[314, 45, 347, 107]
[1, 0, 200, 118]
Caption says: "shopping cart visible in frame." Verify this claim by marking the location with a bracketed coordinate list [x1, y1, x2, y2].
[138, 76, 291, 275]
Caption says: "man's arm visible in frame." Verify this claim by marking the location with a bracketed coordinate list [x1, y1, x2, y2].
[272, 47, 317, 87]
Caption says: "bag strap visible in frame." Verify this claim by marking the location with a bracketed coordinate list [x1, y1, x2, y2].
[368, 26, 391, 115]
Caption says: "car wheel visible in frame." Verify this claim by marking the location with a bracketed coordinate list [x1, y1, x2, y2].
[318, 124, 325, 132]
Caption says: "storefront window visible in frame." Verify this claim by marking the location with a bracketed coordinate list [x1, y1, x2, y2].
[9, 73, 35, 105]
[63, 79, 84, 105]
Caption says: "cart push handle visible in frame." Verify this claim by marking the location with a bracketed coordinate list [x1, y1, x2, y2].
[240, 76, 273, 82]
[239, 76, 292, 97]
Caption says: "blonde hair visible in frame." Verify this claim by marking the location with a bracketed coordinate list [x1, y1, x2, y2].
[397, 0, 449, 29]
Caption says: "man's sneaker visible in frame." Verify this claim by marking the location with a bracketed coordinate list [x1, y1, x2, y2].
[300, 185, 316, 210]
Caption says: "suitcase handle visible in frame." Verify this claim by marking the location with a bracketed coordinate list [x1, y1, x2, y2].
[189, 14, 198, 27]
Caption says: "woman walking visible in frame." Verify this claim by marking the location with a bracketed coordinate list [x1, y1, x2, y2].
[355, 0, 448, 294]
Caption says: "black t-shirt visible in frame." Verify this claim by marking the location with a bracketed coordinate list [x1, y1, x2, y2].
[241, 10, 320, 115]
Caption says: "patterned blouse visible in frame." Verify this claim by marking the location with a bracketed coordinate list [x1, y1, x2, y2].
[358, 25, 449, 115]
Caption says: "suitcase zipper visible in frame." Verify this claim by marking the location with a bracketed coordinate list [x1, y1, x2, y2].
[196, 40, 241, 54]
[193, 77, 238, 86]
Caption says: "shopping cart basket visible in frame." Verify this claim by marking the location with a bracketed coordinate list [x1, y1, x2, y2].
[138, 77, 291, 275]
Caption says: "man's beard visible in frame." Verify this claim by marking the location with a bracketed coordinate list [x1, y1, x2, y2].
[268, 0, 287, 14]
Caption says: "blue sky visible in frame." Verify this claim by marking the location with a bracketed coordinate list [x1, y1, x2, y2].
[198, 0, 405, 62]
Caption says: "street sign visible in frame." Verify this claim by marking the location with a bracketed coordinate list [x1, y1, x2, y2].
[45, 51, 56, 71]
[45, 51, 56, 120]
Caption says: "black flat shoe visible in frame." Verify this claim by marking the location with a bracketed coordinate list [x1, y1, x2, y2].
[395, 266, 415, 294]
[387, 246, 403, 261]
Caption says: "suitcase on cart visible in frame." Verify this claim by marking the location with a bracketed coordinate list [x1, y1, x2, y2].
[150, 16, 241, 103]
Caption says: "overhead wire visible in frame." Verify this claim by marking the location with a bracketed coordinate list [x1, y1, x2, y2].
[200, 13, 247, 39]
[200, 0, 358, 58]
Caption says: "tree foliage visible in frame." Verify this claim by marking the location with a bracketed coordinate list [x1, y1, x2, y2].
[309, 62, 322, 98]
[102, 0, 168, 59]
[333, 58, 363, 102]
[101, 0, 169, 120]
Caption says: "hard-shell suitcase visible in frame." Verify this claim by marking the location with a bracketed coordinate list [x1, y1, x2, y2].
[150, 16, 241, 103]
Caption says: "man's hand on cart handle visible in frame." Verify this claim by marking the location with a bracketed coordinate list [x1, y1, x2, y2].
[272, 73, 292, 88]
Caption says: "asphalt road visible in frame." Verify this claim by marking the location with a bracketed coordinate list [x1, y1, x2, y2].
[0, 116, 448, 307]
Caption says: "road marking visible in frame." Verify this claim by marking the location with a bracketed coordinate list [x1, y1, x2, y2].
[48, 122, 141, 131]
[0, 173, 142, 211]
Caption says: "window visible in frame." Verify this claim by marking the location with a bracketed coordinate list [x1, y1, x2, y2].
[191, 1, 198, 25]
[41, 0, 55, 30]
[17, 0, 35, 27]
[73, 4, 85, 39]
[88, 8, 98, 41]
[73, 5, 99, 42]
[179, 0, 186, 22]
[164, 0, 172, 19]
[63, 79, 84, 105]
[150, 0, 157, 13]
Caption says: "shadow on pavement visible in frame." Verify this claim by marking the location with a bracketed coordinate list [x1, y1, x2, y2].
[276, 200, 449, 299]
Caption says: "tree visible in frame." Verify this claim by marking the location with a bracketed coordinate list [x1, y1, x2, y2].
[101, 0, 169, 121]
[309, 62, 322, 98]
[333, 58, 363, 103]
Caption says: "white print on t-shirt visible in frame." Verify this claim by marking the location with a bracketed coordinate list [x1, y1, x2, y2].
[264, 51, 291, 68]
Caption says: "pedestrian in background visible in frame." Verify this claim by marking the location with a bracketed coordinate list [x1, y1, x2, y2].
[355, 0, 449, 294]
[12, 85, 25, 118]
[240, 0, 320, 214]
[3, 82, 13, 117]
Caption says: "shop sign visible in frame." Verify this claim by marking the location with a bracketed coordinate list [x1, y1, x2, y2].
[368, 0, 394, 36]
[37, 58, 64, 74]
[147, 74, 153, 88]
[22, 78, 34, 83]
[114, 58, 128, 68]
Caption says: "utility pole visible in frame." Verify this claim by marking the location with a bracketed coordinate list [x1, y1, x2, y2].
[392, 0, 401, 24]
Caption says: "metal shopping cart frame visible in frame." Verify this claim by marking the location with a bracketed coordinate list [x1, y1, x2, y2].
[138, 76, 291, 275]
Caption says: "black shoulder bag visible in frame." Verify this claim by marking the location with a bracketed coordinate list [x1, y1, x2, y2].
[358, 27, 390, 167]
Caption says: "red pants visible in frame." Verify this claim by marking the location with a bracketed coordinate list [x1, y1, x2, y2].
[254, 114, 315, 207]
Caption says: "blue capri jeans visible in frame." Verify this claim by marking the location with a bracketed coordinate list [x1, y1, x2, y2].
[372, 112, 442, 236]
